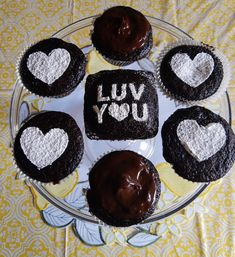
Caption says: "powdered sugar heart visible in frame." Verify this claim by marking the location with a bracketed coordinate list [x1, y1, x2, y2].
[170, 52, 214, 87]
[108, 103, 130, 121]
[177, 119, 226, 162]
[20, 127, 69, 169]
[27, 48, 71, 84]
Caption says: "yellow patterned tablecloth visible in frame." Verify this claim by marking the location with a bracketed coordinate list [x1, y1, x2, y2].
[0, 1, 235, 256]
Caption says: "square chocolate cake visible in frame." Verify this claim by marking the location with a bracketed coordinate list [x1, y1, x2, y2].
[84, 70, 158, 140]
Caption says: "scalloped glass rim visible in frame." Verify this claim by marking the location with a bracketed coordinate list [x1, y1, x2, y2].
[9, 15, 232, 226]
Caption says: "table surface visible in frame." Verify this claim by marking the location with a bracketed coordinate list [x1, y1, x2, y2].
[0, 1, 235, 256]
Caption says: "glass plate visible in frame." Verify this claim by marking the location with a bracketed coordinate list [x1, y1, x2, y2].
[10, 16, 232, 226]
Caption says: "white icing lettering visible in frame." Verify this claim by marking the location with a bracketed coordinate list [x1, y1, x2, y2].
[97, 85, 110, 102]
[132, 103, 148, 122]
[111, 84, 127, 101]
[129, 83, 145, 100]
[94, 83, 148, 123]
[93, 104, 108, 123]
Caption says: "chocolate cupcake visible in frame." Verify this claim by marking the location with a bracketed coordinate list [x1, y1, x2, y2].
[84, 70, 158, 140]
[17, 38, 86, 98]
[13, 111, 84, 184]
[87, 151, 161, 227]
[156, 40, 230, 104]
[162, 106, 235, 182]
[91, 6, 153, 66]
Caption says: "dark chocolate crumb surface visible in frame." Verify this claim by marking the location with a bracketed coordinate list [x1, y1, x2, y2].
[162, 106, 235, 182]
[160, 45, 224, 101]
[14, 111, 84, 183]
[19, 38, 86, 97]
[84, 70, 159, 140]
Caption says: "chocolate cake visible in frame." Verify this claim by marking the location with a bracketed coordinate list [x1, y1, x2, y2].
[87, 151, 161, 227]
[84, 70, 158, 140]
[91, 6, 153, 65]
[162, 106, 235, 182]
[13, 111, 84, 183]
[18, 38, 86, 97]
[159, 44, 224, 101]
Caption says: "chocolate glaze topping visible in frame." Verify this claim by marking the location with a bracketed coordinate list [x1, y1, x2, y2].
[87, 151, 159, 225]
[92, 6, 150, 54]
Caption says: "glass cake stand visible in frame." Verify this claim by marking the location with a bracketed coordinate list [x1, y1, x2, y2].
[10, 16, 232, 234]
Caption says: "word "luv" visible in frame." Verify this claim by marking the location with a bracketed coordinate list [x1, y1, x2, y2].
[93, 84, 149, 123]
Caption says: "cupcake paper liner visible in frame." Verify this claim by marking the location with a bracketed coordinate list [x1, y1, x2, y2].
[91, 37, 153, 67]
[11, 112, 83, 186]
[155, 39, 231, 106]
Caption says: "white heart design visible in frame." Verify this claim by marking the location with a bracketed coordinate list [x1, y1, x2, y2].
[20, 127, 69, 169]
[27, 48, 71, 84]
[177, 119, 226, 162]
[108, 103, 130, 121]
[170, 52, 214, 87]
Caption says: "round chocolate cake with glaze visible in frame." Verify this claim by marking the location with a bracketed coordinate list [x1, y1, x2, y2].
[19, 38, 86, 97]
[158, 43, 225, 102]
[91, 6, 153, 65]
[13, 111, 84, 183]
[162, 106, 235, 182]
[87, 151, 161, 227]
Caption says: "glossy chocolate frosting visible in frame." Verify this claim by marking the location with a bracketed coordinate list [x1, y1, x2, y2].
[92, 6, 151, 54]
[87, 151, 160, 226]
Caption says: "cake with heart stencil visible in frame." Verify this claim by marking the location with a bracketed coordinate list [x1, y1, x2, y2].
[87, 151, 161, 227]
[84, 69, 158, 140]
[13, 111, 84, 184]
[17, 38, 86, 98]
[162, 106, 235, 182]
[156, 40, 230, 104]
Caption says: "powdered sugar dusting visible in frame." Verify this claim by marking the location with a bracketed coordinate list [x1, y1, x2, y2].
[132, 103, 148, 122]
[93, 104, 108, 124]
[108, 103, 130, 121]
[170, 52, 214, 87]
[27, 48, 71, 84]
[111, 84, 127, 101]
[20, 127, 69, 169]
[129, 84, 145, 100]
[177, 119, 226, 162]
